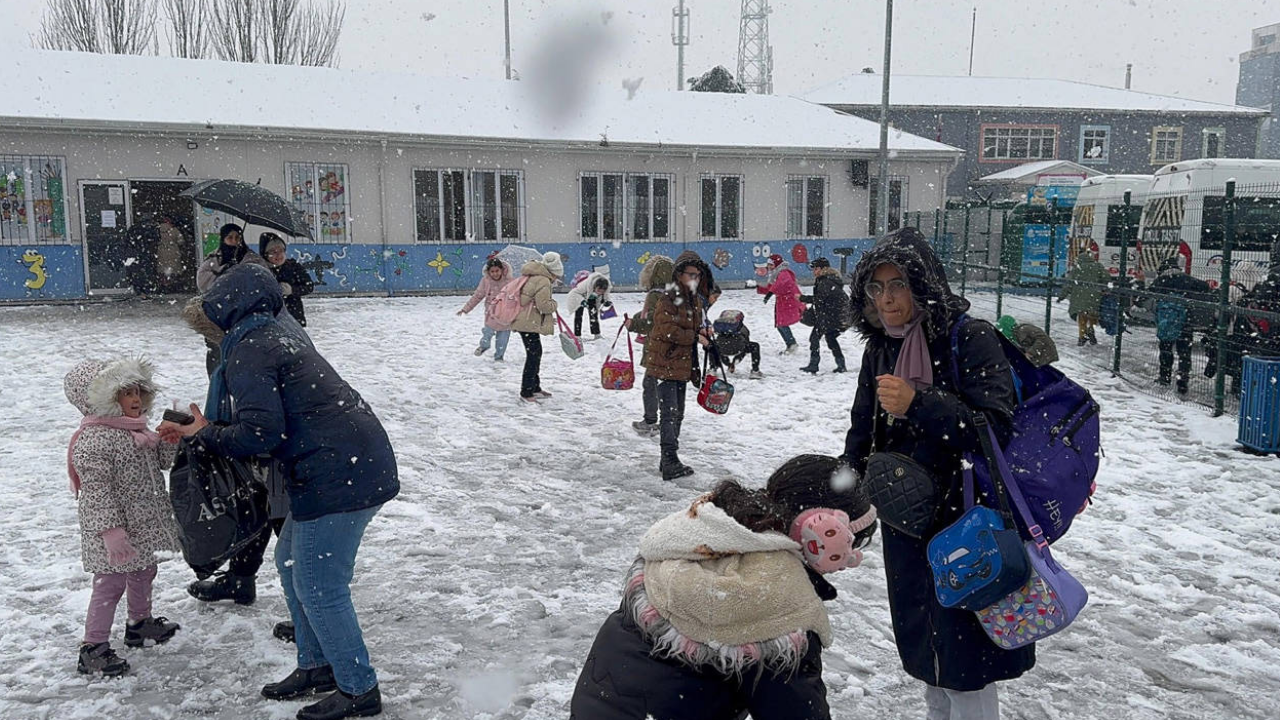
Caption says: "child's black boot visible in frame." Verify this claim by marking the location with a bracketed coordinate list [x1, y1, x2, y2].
[78, 642, 129, 677]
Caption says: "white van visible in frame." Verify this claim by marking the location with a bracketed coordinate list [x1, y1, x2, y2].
[1135, 158, 1280, 295]
[1068, 174, 1153, 279]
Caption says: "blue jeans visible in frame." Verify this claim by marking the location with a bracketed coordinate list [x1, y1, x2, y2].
[276, 505, 381, 695]
[777, 325, 797, 347]
[479, 326, 511, 360]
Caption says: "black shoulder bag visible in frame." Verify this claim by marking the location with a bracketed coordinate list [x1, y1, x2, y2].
[863, 404, 942, 539]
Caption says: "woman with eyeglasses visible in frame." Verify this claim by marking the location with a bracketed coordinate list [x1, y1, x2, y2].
[841, 228, 1032, 720]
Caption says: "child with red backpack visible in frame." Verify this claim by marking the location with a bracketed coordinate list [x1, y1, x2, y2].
[710, 308, 764, 379]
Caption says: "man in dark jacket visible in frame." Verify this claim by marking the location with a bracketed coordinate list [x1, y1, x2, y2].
[799, 257, 848, 373]
[159, 263, 397, 719]
[841, 228, 1033, 715]
[1149, 257, 1212, 394]
[259, 232, 316, 326]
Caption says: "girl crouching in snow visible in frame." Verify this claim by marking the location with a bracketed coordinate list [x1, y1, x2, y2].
[570, 454, 877, 720]
[65, 358, 182, 677]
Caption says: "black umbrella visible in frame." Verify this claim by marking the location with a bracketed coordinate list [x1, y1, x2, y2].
[180, 179, 313, 239]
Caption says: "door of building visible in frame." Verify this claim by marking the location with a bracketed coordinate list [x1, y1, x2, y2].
[79, 180, 131, 294]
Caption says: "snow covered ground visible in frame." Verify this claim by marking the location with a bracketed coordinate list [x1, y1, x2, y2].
[1, 288, 1277, 720]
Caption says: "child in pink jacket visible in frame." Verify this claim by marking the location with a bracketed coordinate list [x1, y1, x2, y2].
[458, 257, 513, 361]
[758, 253, 804, 353]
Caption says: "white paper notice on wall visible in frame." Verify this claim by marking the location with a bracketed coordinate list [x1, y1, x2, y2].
[108, 187, 124, 204]
[101, 210, 117, 228]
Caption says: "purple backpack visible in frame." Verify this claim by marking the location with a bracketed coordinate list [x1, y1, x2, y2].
[950, 315, 1100, 545]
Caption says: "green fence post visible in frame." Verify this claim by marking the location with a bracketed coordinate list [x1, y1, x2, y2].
[1045, 198, 1057, 334]
[985, 203, 995, 281]
[1213, 180, 1236, 417]
[942, 208, 951, 267]
[933, 207, 941, 248]
[996, 266, 1005, 319]
[960, 203, 972, 296]
[1112, 190, 1131, 375]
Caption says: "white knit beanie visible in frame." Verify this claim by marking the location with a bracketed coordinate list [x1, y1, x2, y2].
[541, 251, 564, 279]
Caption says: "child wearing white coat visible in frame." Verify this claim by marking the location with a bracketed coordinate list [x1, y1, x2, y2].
[64, 357, 182, 676]
[566, 265, 613, 340]
[458, 257, 514, 361]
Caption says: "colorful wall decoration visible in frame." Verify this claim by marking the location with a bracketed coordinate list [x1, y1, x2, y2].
[2, 239, 877, 302]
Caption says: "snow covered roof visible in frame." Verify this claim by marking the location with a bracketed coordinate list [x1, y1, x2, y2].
[802, 74, 1268, 116]
[976, 160, 1103, 184]
[7, 50, 959, 157]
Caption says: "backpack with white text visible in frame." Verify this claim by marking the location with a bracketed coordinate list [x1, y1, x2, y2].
[489, 276, 531, 330]
[950, 315, 1100, 545]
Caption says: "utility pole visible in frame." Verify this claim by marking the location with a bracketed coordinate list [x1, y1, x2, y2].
[876, 0, 894, 237]
[672, 0, 689, 91]
[503, 0, 512, 80]
[968, 7, 976, 76]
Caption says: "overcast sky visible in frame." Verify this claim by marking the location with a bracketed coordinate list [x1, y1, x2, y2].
[3, 0, 1278, 105]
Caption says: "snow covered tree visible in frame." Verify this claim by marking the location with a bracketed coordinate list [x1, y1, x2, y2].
[37, 0, 158, 55]
[688, 66, 746, 93]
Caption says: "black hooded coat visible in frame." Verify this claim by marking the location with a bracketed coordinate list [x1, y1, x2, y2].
[841, 228, 1035, 691]
[258, 235, 315, 326]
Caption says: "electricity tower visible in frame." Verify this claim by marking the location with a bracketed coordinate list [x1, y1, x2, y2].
[736, 0, 774, 94]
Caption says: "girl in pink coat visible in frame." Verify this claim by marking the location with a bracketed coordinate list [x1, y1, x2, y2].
[457, 257, 513, 361]
[758, 254, 804, 353]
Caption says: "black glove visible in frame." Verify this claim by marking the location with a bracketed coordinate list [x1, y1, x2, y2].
[763, 292, 774, 304]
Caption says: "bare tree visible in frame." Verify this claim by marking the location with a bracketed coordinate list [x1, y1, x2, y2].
[257, 0, 300, 65]
[163, 0, 208, 59]
[208, 0, 255, 62]
[294, 0, 343, 67]
[37, 0, 157, 55]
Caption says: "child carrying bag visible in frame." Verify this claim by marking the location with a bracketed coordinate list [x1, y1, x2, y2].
[557, 313, 585, 360]
[601, 317, 635, 390]
[971, 415, 1089, 650]
[696, 351, 734, 414]
[927, 434, 1030, 611]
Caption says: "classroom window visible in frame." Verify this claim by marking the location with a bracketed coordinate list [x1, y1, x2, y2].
[700, 174, 742, 239]
[580, 172, 674, 241]
[286, 162, 350, 241]
[868, 177, 907, 234]
[413, 169, 524, 243]
[1150, 127, 1183, 164]
[981, 125, 1058, 161]
[786, 175, 827, 237]
[0, 155, 69, 245]
[1079, 125, 1111, 163]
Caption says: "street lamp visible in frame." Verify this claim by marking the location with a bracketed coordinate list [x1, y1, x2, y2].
[876, 0, 894, 237]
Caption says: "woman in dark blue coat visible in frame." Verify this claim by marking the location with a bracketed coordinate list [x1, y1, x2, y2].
[841, 228, 1033, 720]
[160, 263, 398, 720]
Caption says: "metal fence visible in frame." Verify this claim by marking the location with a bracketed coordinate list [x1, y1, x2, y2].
[898, 180, 1280, 419]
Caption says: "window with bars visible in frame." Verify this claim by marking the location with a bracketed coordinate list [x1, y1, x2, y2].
[286, 162, 350, 242]
[0, 155, 69, 245]
[1079, 125, 1110, 163]
[786, 176, 827, 237]
[413, 169, 524, 243]
[700, 174, 742, 239]
[1150, 127, 1183, 164]
[868, 177, 907, 235]
[981, 125, 1058, 161]
[579, 172, 674, 241]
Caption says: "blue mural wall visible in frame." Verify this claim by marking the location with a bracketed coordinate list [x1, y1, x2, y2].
[2, 239, 878, 301]
[1, 245, 86, 301]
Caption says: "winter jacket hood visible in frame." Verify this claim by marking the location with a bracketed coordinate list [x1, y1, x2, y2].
[639, 255, 675, 291]
[462, 259, 514, 327]
[64, 357, 158, 418]
[850, 227, 970, 342]
[202, 263, 285, 331]
[625, 497, 833, 675]
[672, 251, 714, 300]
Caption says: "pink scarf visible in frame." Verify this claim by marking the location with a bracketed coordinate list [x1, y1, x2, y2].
[883, 309, 933, 417]
[67, 415, 160, 497]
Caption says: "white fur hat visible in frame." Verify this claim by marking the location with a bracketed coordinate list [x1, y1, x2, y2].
[541, 251, 564, 279]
